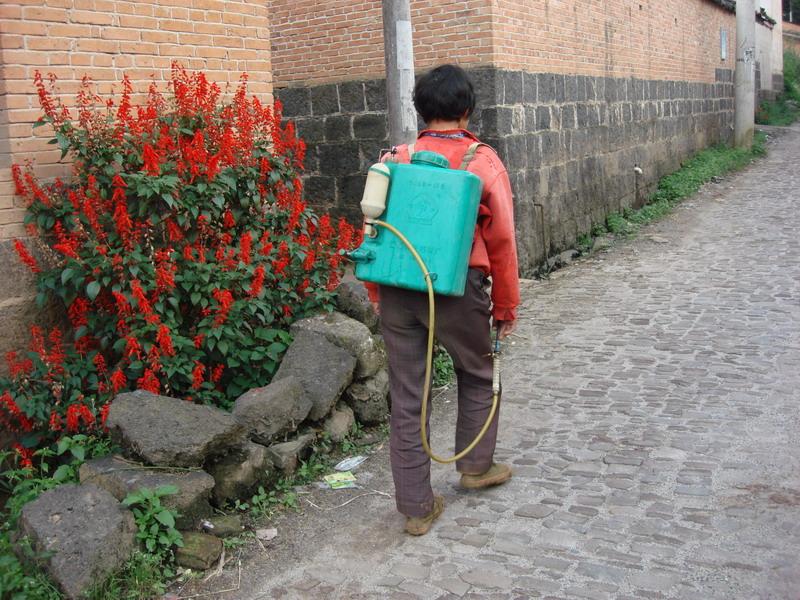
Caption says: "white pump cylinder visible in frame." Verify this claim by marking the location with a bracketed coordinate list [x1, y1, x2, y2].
[361, 163, 391, 237]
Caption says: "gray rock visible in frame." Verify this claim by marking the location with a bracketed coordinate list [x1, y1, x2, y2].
[335, 280, 379, 332]
[344, 368, 390, 424]
[17, 484, 136, 599]
[175, 531, 223, 570]
[233, 376, 311, 445]
[106, 390, 246, 468]
[324, 404, 355, 442]
[202, 515, 244, 538]
[273, 330, 357, 421]
[78, 455, 215, 529]
[290, 311, 385, 378]
[206, 442, 272, 505]
[266, 433, 316, 475]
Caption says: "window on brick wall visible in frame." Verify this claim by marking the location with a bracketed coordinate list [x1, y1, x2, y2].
[784, 0, 800, 24]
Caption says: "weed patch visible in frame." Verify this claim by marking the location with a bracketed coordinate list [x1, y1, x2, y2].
[573, 131, 767, 258]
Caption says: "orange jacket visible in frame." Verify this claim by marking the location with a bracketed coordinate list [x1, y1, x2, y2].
[365, 128, 519, 322]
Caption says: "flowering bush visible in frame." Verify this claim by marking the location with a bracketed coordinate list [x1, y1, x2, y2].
[2, 65, 358, 453]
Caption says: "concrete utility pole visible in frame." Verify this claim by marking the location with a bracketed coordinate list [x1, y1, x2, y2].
[382, 0, 417, 146]
[734, 0, 756, 149]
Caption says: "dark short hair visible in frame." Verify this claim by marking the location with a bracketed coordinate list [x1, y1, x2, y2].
[413, 64, 476, 123]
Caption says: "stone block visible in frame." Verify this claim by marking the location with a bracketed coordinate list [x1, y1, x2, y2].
[175, 532, 222, 570]
[523, 71, 537, 103]
[353, 113, 387, 140]
[303, 175, 336, 204]
[481, 106, 514, 136]
[344, 368, 390, 424]
[277, 86, 311, 118]
[564, 75, 578, 101]
[273, 330, 356, 421]
[324, 403, 355, 443]
[501, 69, 524, 104]
[338, 80, 365, 113]
[535, 105, 551, 131]
[78, 455, 215, 529]
[17, 484, 136, 599]
[295, 117, 324, 144]
[364, 79, 386, 111]
[537, 73, 556, 103]
[311, 84, 339, 115]
[106, 390, 246, 468]
[233, 376, 311, 445]
[206, 441, 272, 505]
[266, 433, 316, 475]
[290, 311, 384, 379]
[337, 174, 367, 211]
[318, 141, 360, 174]
[324, 115, 351, 141]
[202, 515, 243, 538]
[469, 67, 499, 106]
[335, 280, 379, 332]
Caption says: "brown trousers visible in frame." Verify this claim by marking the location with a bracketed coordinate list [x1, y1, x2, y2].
[379, 269, 501, 518]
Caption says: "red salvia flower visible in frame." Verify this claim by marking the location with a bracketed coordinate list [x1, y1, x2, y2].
[223, 209, 235, 229]
[110, 369, 127, 393]
[124, 335, 142, 360]
[68, 297, 90, 328]
[99, 403, 111, 427]
[137, 369, 160, 394]
[211, 364, 224, 383]
[12, 443, 34, 470]
[1, 391, 33, 433]
[130, 279, 153, 315]
[13, 240, 40, 273]
[30, 325, 46, 357]
[93, 353, 107, 376]
[212, 289, 234, 327]
[66, 404, 81, 433]
[239, 232, 252, 265]
[49, 410, 62, 432]
[191, 361, 205, 389]
[142, 144, 161, 176]
[156, 324, 175, 356]
[248, 265, 265, 298]
[193, 334, 205, 349]
[48, 328, 65, 376]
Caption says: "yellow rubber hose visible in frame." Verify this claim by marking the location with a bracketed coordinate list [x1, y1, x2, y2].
[373, 219, 500, 464]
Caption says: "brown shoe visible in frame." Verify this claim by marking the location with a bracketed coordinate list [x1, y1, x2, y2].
[404, 495, 445, 536]
[460, 463, 513, 490]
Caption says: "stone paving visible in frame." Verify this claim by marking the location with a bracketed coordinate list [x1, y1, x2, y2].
[200, 125, 800, 599]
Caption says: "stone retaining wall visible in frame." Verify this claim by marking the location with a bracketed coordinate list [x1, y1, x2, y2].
[279, 67, 734, 275]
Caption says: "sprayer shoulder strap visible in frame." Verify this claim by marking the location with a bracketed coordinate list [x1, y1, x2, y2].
[458, 142, 485, 170]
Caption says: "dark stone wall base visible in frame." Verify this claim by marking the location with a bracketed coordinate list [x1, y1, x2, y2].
[277, 67, 734, 276]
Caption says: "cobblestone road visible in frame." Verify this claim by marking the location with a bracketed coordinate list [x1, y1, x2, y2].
[213, 126, 800, 600]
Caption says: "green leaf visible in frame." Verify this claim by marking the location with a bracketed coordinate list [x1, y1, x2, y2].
[86, 281, 101, 301]
[155, 510, 175, 528]
[56, 438, 70, 456]
[53, 464, 73, 482]
[61, 269, 74, 285]
[70, 445, 85, 462]
[218, 340, 229, 355]
[145, 538, 156, 552]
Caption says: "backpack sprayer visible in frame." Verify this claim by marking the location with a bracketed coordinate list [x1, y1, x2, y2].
[346, 145, 502, 464]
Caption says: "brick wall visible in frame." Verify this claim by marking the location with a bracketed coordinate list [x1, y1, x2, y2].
[269, 0, 493, 87]
[0, 0, 272, 371]
[785, 22, 800, 55]
[270, 0, 735, 88]
[491, 0, 734, 83]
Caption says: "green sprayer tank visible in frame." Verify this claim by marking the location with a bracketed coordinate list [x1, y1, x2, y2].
[350, 150, 483, 297]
